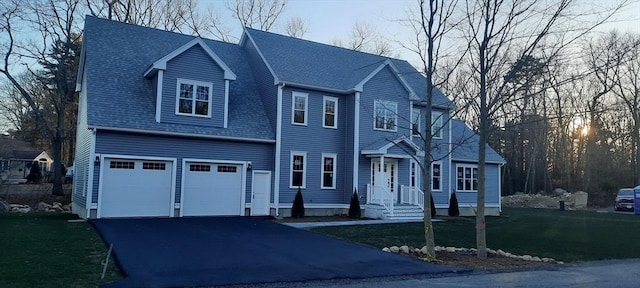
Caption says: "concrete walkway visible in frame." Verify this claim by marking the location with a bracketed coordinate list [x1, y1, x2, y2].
[283, 218, 439, 229]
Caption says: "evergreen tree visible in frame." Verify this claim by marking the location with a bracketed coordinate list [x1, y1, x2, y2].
[291, 187, 305, 218]
[448, 192, 460, 216]
[26, 161, 43, 184]
[348, 189, 361, 219]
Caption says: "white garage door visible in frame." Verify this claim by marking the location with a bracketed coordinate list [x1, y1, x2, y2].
[182, 162, 243, 216]
[100, 158, 173, 218]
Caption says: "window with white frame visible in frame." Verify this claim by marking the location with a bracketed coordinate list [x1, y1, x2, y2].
[290, 152, 306, 188]
[432, 162, 442, 191]
[456, 165, 478, 192]
[176, 79, 212, 117]
[321, 153, 336, 189]
[323, 96, 338, 128]
[412, 108, 420, 136]
[410, 160, 420, 188]
[374, 100, 397, 131]
[432, 111, 443, 138]
[292, 92, 308, 125]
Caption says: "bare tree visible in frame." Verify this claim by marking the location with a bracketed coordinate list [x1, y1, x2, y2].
[285, 16, 307, 38]
[227, 0, 287, 32]
[0, 0, 83, 194]
[333, 21, 395, 57]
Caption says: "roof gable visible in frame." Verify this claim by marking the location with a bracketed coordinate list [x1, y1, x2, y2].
[355, 60, 417, 97]
[451, 120, 505, 164]
[362, 136, 425, 157]
[143, 37, 237, 80]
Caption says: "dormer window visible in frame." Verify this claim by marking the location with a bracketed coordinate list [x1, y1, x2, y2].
[176, 79, 212, 117]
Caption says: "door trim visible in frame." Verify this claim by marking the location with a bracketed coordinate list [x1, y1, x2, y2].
[370, 159, 399, 202]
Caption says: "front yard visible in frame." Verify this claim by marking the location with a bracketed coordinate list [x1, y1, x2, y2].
[312, 208, 640, 262]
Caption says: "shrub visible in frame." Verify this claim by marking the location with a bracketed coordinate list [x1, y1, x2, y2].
[430, 193, 436, 217]
[26, 161, 43, 184]
[448, 192, 460, 216]
[291, 187, 305, 218]
[348, 189, 361, 219]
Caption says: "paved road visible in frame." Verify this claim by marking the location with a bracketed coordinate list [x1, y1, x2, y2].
[222, 259, 640, 288]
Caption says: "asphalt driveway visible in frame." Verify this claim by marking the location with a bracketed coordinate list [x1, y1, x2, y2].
[91, 217, 466, 288]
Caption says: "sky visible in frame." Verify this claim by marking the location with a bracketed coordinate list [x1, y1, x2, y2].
[211, 0, 640, 65]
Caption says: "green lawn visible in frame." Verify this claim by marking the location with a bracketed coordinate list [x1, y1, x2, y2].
[312, 208, 640, 262]
[0, 213, 121, 288]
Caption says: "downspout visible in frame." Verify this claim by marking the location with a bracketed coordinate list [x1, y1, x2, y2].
[353, 92, 361, 194]
[448, 113, 453, 203]
[274, 83, 284, 217]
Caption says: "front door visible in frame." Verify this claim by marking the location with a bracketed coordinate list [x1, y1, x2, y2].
[371, 159, 398, 202]
[251, 170, 271, 216]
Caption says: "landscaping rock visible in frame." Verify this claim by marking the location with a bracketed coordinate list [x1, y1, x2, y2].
[522, 255, 533, 261]
[389, 246, 400, 253]
[573, 191, 588, 209]
[400, 245, 410, 254]
[0, 200, 9, 213]
[382, 247, 390, 252]
[37, 201, 52, 212]
[420, 246, 428, 254]
[532, 256, 541, 262]
[445, 247, 456, 252]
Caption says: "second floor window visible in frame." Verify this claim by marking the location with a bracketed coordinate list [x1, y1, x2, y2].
[323, 96, 338, 128]
[432, 111, 443, 138]
[292, 92, 308, 125]
[177, 79, 212, 117]
[374, 100, 397, 131]
[412, 108, 420, 136]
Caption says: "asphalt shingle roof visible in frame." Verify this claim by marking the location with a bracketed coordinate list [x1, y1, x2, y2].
[82, 16, 274, 140]
[451, 119, 505, 164]
[244, 28, 453, 108]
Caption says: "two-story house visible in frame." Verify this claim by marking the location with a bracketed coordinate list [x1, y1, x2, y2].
[72, 16, 504, 219]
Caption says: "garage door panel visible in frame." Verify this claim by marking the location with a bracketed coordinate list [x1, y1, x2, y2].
[182, 163, 243, 216]
[100, 159, 173, 218]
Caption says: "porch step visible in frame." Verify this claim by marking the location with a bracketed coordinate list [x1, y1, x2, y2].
[366, 204, 425, 220]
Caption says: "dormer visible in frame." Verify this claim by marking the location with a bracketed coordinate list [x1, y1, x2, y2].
[144, 37, 236, 128]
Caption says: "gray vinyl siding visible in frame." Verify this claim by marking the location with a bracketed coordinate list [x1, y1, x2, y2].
[451, 162, 500, 205]
[160, 46, 226, 127]
[242, 38, 278, 131]
[279, 87, 349, 204]
[343, 95, 355, 201]
[72, 73, 91, 209]
[92, 130, 274, 204]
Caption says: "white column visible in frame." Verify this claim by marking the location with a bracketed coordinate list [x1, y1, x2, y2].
[352, 92, 361, 193]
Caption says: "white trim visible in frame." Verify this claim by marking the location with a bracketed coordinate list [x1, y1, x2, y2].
[251, 170, 272, 216]
[352, 92, 361, 193]
[224, 80, 229, 128]
[448, 113, 453, 202]
[85, 129, 96, 216]
[373, 100, 398, 132]
[143, 37, 236, 80]
[364, 153, 414, 159]
[452, 158, 506, 165]
[88, 126, 275, 144]
[289, 151, 307, 188]
[75, 41, 86, 92]
[499, 163, 504, 212]
[175, 78, 213, 118]
[155, 70, 163, 123]
[320, 153, 337, 189]
[96, 154, 178, 218]
[291, 91, 308, 126]
[322, 96, 338, 129]
[409, 159, 420, 189]
[431, 161, 443, 191]
[180, 158, 247, 217]
[279, 80, 357, 94]
[241, 30, 280, 84]
[360, 136, 425, 157]
[274, 85, 283, 216]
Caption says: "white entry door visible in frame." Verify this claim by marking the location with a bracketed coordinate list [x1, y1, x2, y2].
[251, 170, 271, 216]
[371, 159, 398, 202]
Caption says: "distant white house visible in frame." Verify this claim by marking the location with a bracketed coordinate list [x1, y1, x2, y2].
[0, 138, 53, 184]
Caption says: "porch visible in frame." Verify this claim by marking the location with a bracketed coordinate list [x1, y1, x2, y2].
[365, 184, 425, 220]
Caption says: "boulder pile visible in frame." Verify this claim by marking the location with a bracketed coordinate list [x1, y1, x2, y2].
[382, 245, 563, 264]
[0, 200, 71, 213]
[501, 189, 588, 209]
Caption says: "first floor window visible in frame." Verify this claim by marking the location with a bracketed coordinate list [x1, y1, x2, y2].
[321, 154, 336, 189]
[291, 152, 306, 188]
[410, 160, 419, 188]
[457, 165, 478, 192]
[177, 79, 212, 116]
[432, 162, 441, 191]
[374, 100, 397, 131]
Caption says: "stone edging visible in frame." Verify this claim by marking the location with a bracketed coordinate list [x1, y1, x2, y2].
[382, 245, 564, 264]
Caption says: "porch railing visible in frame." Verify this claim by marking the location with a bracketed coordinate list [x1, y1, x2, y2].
[400, 185, 425, 211]
[366, 184, 394, 216]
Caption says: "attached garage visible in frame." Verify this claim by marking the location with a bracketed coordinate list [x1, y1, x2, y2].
[181, 161, 245, 216]
[99, 157, 175, 218]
